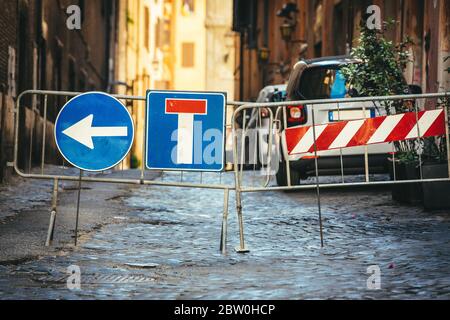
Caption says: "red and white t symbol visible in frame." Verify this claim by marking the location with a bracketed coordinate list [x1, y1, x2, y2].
[165, 98, 207, 164]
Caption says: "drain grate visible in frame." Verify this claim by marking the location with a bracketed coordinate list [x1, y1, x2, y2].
[36, 273, 156, 284]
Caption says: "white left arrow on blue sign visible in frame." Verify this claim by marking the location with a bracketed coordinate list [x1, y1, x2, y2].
[62, 114, 128, 150]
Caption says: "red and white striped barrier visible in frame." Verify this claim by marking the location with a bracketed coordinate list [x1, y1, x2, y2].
[285, 109, 446, 155]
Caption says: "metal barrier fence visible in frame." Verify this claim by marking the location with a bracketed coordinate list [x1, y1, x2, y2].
[11, 90, 450, 254]
[13, 90, 245, 253]
[231, 92, 450, 250]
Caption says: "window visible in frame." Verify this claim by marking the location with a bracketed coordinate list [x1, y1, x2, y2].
[78, 70, 87, 92]
[312, 0, 323, 56]
[155, 18, 171, 50]
[298, 67, 348, 100]
[38, 38, 47, 92]
[88, 79, 95, 91]
[332, 2, 345, 55]
[68, 58, 76, 92]
[155, 18, 161, 48]
[181, 42, 194, 68]
[144, 7, 150, 50]
[182, 0, 194, 15]
[52, 41, 63, 120]
[79, 0, 85, 23]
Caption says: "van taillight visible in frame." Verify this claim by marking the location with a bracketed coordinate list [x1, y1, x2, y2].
[287, 105, 306, 125]
[260, 107, 269, 118]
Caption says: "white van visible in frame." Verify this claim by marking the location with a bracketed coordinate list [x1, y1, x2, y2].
[276, 55, 419, 186]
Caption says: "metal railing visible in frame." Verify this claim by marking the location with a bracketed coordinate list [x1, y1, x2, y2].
[12, 90, 450, 254]
[231, 92, 450, 251]
[13, 90, 244, 253]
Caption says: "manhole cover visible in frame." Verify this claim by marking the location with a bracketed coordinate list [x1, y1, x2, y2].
[124, 263, 159, 269]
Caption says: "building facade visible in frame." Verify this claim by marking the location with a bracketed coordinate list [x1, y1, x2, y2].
[116, 0, 235, 166]
[233, 0, 450, 101]
[0, 0, 118, 181]
[0, 0, 237, 180]
[113, 0, 171, 168]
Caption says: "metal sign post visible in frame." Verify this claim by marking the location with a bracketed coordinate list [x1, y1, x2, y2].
[54, 92, 135, 246]
[74, 170, 83, 246]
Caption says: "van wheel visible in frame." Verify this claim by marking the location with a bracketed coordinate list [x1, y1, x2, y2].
[276, 161, 300, 186]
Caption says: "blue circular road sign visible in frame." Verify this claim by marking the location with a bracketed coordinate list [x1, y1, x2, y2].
[55, 92, 134, 171]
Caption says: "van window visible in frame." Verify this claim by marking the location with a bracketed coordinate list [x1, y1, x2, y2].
[298, 67, 348, 99]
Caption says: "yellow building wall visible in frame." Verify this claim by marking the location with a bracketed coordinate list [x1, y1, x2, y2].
[172, 0, 207, 91]
[129, 0, 151, 168]
[205, 0, 235, 100]
[115, 0, 171, 167]
[115, 0, 236, 166]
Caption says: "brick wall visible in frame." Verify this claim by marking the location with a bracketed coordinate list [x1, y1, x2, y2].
[0, 0, 17, 87]
[0, 1, 17, 181]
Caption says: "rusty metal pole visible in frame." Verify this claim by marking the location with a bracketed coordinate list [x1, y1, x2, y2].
[45, 178, 59, 246]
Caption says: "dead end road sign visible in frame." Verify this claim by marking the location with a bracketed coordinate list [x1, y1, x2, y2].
[146, 90, 226, 171]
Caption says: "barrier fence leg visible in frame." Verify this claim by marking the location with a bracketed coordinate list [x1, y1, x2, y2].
[233, 111, 249, 253]
[311, 107, 324, 248]
[45, 178, 59, 247]
[40, 94, 48, 175]
[234, 190, 249, 253]
[362, 105, 369, 182]
[282, 106, 292, 186]
[219, 188, 230, 254]
[444, 98, 450, 178]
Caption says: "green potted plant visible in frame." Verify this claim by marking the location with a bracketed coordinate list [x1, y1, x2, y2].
[341, 19, 421, 204]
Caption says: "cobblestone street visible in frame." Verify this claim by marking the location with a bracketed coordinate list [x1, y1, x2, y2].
[2, 0, 450, 309]
[0, 171, 449, 299]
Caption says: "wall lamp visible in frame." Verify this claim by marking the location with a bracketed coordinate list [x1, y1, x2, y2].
[258, 47, 270, 63]
[277, 2, 299, 42]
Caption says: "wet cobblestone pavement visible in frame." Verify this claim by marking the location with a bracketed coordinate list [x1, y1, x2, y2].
[0, 172, 449, 299]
